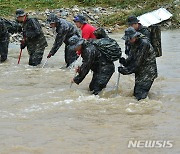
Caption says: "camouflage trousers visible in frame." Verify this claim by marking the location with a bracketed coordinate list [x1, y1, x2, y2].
[65, 44, 78, 67]
[134, 79, 154, 100]
[28, 47, 45, 66]
[89, 63, 115, 95]
[0, 41, 9, 62]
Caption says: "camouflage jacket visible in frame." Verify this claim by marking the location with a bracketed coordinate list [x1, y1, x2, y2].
[73, 41, 101, 84]
[0, 18, 9, 42]
[125, 24, 150, 55]
[122, 36, 158, 82]
[50, 18, 80, 55]
[22, 16, 48, 52]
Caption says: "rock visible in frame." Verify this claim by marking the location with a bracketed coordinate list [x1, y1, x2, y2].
[94, 15, 99, 19]
[93, 8, 100, 14]
[72, 5, 80, 12]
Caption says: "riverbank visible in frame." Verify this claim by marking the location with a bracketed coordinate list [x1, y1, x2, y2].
[1, 0, 179, 32]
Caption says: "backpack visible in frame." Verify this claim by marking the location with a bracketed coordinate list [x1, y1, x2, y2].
[2, 18, 21, 34]
[149, 25, 162, 57]
[91, 38, 122, 62]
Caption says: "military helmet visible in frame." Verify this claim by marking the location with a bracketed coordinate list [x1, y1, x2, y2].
[93, 28, 108, 39]
[127, 15, 140, 25]
[47, 13, 58, 24]
[68, 35, 84, 50]
[73, 14, 87, 24]
[122, 27, 141, 41]
[15, 9, 26, 18]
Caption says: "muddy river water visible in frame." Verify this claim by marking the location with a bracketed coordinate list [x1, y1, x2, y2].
[0, 30, 179, 154]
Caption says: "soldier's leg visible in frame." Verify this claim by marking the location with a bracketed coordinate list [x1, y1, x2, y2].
[65, 44, 78, 67]
[134, 80, 154, 100]
[29, 48, 44, 66]
[89, 72, 98, 92]
[0, 41, 9, 62]
[92, 64, 115, 95]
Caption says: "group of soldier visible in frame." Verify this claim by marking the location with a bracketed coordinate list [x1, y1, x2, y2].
[0, 9, 159, 100]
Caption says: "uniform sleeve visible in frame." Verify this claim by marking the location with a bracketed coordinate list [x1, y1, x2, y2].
[125, 40, 131, 55]
[49, 26, 68, 55]
[25, 18, 41, 39]
[74, 47, 95, 84]
[123, 41, 150, 74]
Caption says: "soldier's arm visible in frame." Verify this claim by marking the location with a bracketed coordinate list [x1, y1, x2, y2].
[74, 47, 95, 84]
[125, 40, 131, 55]
[49, 29, 68, 55]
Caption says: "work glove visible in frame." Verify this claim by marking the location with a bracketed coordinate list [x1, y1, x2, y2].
[118, 66, 127, 75]
[119, 57, 126, 66]
[20, 40, 26, 49]
[47, 53, 52, 58]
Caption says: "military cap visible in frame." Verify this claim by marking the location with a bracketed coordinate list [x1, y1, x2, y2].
[127, 15, 140, 25]
[15, 9, 26, 18]
[122, 27, 141, 41]
[47, 13, 58, 24]
[73, 14, 87, 24]
[93, 28, 108, 39]
[68, 35, 84, 50]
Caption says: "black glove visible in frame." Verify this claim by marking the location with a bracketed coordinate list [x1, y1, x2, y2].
[119, 57, 126, 65]
[47, 53, 52, 58]
[118, 66, 127, 75]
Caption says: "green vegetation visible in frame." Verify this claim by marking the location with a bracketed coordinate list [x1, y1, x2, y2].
[0, 0, 178, 27]
[0, 0, 77, 16]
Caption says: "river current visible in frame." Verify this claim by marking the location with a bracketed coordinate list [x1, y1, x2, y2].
[0, 30, 179, 154]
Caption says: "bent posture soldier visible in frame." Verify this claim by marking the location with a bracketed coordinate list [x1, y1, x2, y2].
[16, 9, 48, 66]
[0, 18, 9, 62]
[73, 14, 96, 39]
[70, 36, 115, 95]
[47, 13, 81, 67]
[125, 15, 150, 56]
[119, 27, 157, 100]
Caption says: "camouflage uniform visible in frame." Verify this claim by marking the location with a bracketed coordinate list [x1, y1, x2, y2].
[71, 39, 115, 95]
[119, 27, 157, 100]
[22, 16, 48, 66]
[0, 18, 9, 62]
[49, 18, 80, 67]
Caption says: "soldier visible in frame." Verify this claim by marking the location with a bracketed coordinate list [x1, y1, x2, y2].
[118, 27, 157, 100]
[73, 14, 96, 39]
[125, 15, 150, 56]
[16, 9, 48, 66]
[0, 18, 9, 62]
[46, 13, 81, 67]
[70, 35, 115, 95]
[93, 27, 108, 39]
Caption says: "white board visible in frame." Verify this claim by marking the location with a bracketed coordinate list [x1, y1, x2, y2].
[137, 8, 173, 27]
